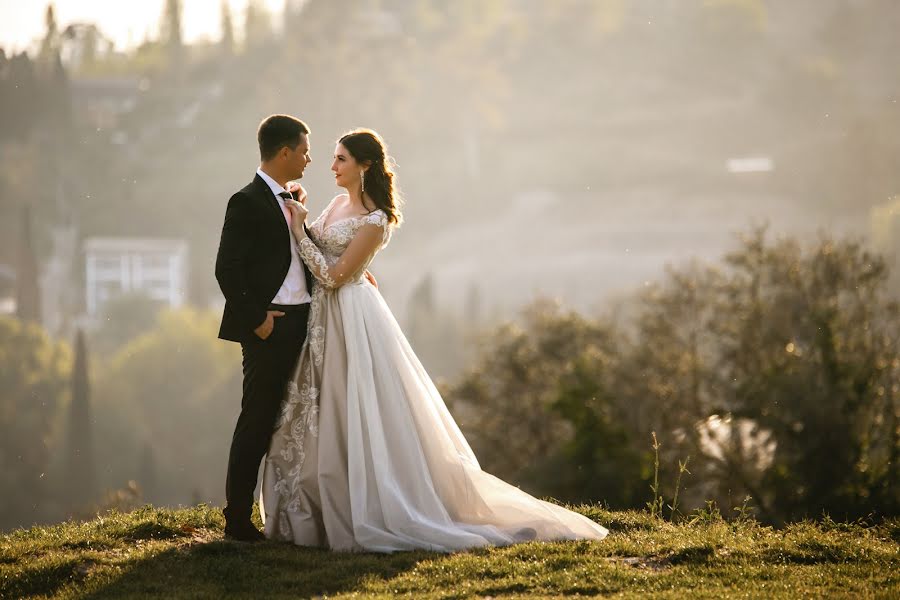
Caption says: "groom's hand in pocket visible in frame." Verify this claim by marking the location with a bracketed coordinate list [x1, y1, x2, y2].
[254, 310, 285, 340]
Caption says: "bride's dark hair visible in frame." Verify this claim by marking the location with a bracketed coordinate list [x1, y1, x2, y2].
[339, 128, 402, 225]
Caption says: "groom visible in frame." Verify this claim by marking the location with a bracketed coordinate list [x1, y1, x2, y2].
[215, 114, 314, 541]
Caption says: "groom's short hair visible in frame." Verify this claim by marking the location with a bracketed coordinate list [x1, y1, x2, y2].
[258, 114, 310, 161]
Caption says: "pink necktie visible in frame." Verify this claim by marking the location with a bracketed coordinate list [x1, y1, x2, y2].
[277, 191, 292, 226]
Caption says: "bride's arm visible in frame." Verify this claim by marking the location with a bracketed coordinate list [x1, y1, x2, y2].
[295, 223, 384, 289]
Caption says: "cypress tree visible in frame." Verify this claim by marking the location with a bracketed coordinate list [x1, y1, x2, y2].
[66, 329, 96, 508]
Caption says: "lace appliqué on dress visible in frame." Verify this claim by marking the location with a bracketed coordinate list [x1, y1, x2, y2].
[267, 207, 392, 539]
[298, 237, 337, 288]
[361, 210, 391, 248]
[298, 209, 392, 289]
[315, 208, 391, 253]
[267, 286, 326, 538]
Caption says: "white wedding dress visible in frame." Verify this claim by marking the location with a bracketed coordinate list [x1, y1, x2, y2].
[260, 199, 608, 552]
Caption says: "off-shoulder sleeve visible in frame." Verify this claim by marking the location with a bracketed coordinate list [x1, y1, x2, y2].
[296, 212, 387, 289]
[361, 210, 392, 248]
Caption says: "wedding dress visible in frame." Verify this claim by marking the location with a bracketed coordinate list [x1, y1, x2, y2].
[260, 199, 608, 552]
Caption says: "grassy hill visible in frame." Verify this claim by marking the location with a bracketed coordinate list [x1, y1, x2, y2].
[2, 504, 897, 599]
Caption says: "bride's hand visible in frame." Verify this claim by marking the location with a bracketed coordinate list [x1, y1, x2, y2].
[287, 182, 307, 206]
[285, 199, 309, 238]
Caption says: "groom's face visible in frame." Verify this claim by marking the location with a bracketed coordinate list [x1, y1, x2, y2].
[287, 133, 311, 179]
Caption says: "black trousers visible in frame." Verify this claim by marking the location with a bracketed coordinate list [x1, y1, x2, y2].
[224, 304, 309, 524]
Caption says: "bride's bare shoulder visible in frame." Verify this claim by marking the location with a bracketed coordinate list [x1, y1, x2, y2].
[321, 194, 345, 210]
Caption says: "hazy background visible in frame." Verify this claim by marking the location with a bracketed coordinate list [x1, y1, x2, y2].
[1, 0, 898, 531]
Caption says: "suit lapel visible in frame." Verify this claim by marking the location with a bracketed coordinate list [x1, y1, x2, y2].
[250, 173, 314, 290]
[252, 174, 287, 227]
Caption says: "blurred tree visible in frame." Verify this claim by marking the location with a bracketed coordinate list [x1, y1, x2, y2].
[718, 229, 900, 521]
[627, 262, 724, 437]
[92, 291, 165, 356]
[0, 52, 55, 276]
[447, 230, 900, 521]
[631, 230, 900, 521]
[612, 228, 900, 521]
[161, 0, 184, 60]
[0, 317, 71, 530]
[65, 329, 96, 511]
[445, 299, 644, 505]
[92, 308, 240, 506]
[220, 0, 234, 55]
[244, 0, 272, 49]
[39, 4, 59, 62]
[15, 205, 41, 324]
[0, 52, 37, 141]
[548, 342, 648, 507]
[74, 24, 99, 67]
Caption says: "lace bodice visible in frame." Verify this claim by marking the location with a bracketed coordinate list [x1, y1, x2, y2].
[298, 201, 392, 288]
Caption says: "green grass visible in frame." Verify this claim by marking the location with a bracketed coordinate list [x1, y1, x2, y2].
[1, 504, 897, 599]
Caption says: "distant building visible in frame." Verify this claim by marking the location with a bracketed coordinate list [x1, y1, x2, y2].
[84, 238, 188, 317]
[726, 156, 774, 174]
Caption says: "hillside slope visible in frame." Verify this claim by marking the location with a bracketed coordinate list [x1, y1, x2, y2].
[2, 505, 897, 599]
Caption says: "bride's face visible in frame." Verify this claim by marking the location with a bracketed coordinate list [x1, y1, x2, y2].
[331, 143, 361, 189]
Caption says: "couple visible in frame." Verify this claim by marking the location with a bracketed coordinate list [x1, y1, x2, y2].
[215, 114, 608, 552]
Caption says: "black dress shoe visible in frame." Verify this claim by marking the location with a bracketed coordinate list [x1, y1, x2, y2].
[224, 523, 266, 542]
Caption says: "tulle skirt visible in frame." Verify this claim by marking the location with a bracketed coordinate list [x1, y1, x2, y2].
[261, 280, 608, 552]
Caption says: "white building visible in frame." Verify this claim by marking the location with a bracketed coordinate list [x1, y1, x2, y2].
[84, 238, 188, 317]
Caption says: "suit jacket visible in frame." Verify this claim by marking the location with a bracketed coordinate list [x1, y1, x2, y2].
[215, 174, 314, 343]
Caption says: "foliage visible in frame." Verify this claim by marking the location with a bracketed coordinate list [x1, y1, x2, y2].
[446, 299, 648, 508]
[65, 329, 96, 509]
[448, 229, 900, 523]
[91, 291, 167, 357]
[91, 308, 241, 507]
[0, 317, 71, 530]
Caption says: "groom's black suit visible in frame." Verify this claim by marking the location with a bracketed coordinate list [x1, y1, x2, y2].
[215, 174, 313, 528]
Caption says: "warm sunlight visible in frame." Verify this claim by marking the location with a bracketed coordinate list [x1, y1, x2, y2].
[0, 0, 286, 52]
[1, 2, 898, 596]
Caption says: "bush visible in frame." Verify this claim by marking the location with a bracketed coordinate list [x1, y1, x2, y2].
[0, 317, 71, 529]
[447, 228, 900, 522]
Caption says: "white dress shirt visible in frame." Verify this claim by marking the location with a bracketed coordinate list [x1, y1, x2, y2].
[256, 167, 311, 305]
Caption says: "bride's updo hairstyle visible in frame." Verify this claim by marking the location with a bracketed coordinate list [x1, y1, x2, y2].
[339, 128, 403, 225]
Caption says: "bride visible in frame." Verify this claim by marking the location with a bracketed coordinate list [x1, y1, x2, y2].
[260, 128, 608, 552]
